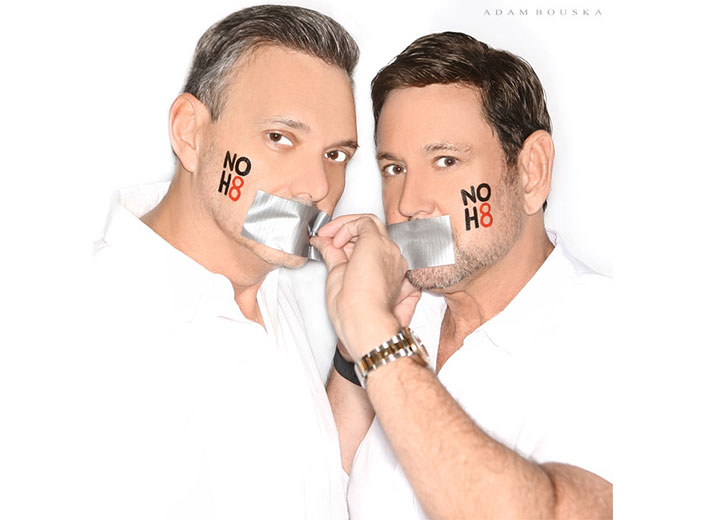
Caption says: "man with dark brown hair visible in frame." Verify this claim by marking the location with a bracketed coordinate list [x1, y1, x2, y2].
[313, 32, 614, 519]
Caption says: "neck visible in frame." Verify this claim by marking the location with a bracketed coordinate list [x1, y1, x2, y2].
[140, 171, 273, 325]
[441, 218, 553, 343]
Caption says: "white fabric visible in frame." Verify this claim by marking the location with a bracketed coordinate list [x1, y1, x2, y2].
[348, 232, 616, 520]
[88, 183, 348, 519]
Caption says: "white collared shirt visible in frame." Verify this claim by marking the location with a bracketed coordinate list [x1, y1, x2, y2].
[87, 183, 347, 519]
[348, 232, 615, 519]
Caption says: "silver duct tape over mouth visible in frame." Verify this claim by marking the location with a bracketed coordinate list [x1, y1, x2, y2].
[242, 191, 455, 269]
[387, 215, 455, 270]
[307, 211, 331, 261]
[241, 190, 331, 260]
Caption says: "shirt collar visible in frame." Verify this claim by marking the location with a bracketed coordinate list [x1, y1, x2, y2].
[99, 182, 278, 325]
[478, 230, 591, 353]
[413, 231, 595, 360]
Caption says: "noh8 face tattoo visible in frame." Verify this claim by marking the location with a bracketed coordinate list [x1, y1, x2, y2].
[217, 150, 251, 202]
[461, 183, 493, 230]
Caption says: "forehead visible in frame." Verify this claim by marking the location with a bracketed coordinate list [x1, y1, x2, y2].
[219, 45, 356, 129]
[376, 84, 495, 151]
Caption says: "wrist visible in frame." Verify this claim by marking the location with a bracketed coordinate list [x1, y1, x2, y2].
[333, 344, 361, 386]
[353, 326, 431, 389]
[344, 314, 401, 361]
[364, 354, 429, 391]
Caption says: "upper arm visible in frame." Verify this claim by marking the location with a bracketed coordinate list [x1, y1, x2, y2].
[326, 369, 375, 473]
[543, 462, 613, 520]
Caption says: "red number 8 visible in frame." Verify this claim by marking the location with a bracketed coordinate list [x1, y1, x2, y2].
[479, 202, 493, 227]
[228, 176, 244, 201]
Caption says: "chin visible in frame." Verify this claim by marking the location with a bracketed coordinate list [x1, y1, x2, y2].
[254, 242, 308, 269]
[277, 254, 308, 270]
[406, 264, 470, 291]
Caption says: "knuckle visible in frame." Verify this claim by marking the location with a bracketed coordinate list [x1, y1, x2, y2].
[384, 237, 402, 255]
[400, 256, 409, 272]
[359, 215, 376, 227]
[358, 214, 383, 231]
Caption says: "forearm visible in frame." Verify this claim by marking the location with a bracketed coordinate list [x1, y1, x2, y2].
[327, 368, 375, 473]
[365, 357, 558, 519]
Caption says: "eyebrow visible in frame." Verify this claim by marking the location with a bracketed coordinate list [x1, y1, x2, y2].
[261, 117, 312, 133]
[262, 117, 358, 150]
[332, 139, 359, 151]
[376, 142, 472, 162]
[422, 142, 473, 155]
[376, 151, 403, 162]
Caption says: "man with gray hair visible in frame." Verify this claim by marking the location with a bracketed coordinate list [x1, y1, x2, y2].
[91, 5, 358, 517]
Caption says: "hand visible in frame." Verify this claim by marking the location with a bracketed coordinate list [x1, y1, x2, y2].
[310, 214, 411, 359]
[393, 278, 421, 329]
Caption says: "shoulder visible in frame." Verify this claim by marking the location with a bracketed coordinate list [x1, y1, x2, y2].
[547, 233, 613, 309]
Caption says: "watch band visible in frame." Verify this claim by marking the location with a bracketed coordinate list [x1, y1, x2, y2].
[354, 327, 430, 389]
[333, 345, 361, 386]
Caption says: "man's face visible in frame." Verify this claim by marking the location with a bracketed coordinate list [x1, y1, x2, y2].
[196, 45, 357, 268]
[376, 84, 524, 291]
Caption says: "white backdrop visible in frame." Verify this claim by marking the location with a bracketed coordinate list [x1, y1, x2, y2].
[2, 0, 705, 518]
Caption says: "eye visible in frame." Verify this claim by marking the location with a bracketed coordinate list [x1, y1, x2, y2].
[382, 163, 406, 176]
[325, 150, 349, 163]
[434, 156, 458, 168]
[266, 132, 294, 147]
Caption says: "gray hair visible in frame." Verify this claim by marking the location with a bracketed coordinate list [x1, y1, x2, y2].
[183, 4, 359, 119]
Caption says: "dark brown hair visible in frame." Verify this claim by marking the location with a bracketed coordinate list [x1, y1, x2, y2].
[371, 31, 551, 167]
[184, 5, 359, 120]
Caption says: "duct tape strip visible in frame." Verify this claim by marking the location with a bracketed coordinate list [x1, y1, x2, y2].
[387, 215, 455, 270]
[242, 191, 455, 268]
[307, 211, 331, 261]
[241, 190, 330, 260]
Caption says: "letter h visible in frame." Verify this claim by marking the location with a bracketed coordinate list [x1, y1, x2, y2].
[465, 206, 478, 230]
[218, 170, 231, 195]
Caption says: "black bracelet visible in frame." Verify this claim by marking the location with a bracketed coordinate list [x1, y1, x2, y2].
[333, 345, 361, 386]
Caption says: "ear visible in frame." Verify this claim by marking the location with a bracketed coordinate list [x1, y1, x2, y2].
[517, 130, 554, 215]
[168, 93, 211, 174]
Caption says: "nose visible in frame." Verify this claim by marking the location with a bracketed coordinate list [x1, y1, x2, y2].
[397, 170, 435, 219]
[290, 154, 329, 204]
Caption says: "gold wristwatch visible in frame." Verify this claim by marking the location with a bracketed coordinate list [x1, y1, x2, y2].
[354, 327, 430, 388]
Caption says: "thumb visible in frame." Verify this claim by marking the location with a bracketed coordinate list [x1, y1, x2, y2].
[310, 236, 348, 272]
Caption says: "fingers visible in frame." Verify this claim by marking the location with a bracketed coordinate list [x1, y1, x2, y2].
[316, 214, 362, 238]
[342, 242, 355, 259]
[317, 214, 387, 240]
[398, 278, 421, 301]
[392, 278, 422, 327]
[333, 216, 390, 249]
[310, 215, 387, 270]
[310, 236, 348, 272]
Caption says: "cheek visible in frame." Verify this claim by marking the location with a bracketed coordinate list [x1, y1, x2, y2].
[328, 171, 345, 199]
[381, 180, 404, 220]
[317, 173, 345, 214]
[455, 182, 496, 233]
[208, 149, 257, 209]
